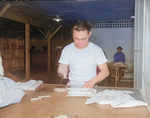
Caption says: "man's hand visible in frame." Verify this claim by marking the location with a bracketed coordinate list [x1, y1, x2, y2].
[82, 79, 96, 88]
[82, 62, 109, 88]
[57, 63, 69, 79]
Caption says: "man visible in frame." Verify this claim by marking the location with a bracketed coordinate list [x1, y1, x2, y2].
[57, 20, 109, 88]
[114, 46, 125, 63]
[113, 46, 126, 78]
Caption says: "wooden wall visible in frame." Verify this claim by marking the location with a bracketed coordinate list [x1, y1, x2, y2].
[0, 37, 24, 70]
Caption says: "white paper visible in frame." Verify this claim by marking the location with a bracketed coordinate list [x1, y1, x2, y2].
[0, 77, 25, 108]
[85, 89, 113, 105]
[17, 80, 43, 90]
[123, 90, 134, 94]
[0, 88, 2, 104]
[31, 98, 40, 101]
[54, 115, 68, 118]
[85, 89, 148, 108]
[66, 88, 97, 97]
[54, 87, 68, 92]
[111, 98, 148, 108]
[38, 95, 51, 99]
[31, 95, 51, 101]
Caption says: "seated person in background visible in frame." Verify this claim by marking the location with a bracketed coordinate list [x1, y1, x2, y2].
[113, 46, 126, 77]
[113, 46, 125, 67]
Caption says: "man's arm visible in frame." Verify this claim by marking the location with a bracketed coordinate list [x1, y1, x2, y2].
[57, 63, 69, 79]
[82, 62, 109, 88]
[0, 56, 4, 77]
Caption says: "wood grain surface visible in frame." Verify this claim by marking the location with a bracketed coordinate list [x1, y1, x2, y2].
[0, 84, 150, 118]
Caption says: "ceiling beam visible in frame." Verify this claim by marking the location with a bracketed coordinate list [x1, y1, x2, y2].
[48, 25, 62, 39]
[2, 13, 53, 30]
[0, 4, 11, 17]
[37, 28, 47, 38]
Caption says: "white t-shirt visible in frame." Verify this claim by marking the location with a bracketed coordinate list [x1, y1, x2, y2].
[0, 56, 4, 77]
[59, 42, 107, 87]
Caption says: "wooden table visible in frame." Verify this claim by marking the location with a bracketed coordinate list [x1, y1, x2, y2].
[0, 84, 150, 118]
[109, 65, 125, 87]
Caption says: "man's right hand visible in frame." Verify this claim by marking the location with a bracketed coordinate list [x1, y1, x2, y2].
[57, 63, 69, 79]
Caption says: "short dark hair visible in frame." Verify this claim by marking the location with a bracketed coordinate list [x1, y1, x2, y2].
[71, 20, 91, 34]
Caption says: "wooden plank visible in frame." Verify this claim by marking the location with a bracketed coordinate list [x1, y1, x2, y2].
[48, 25, 62, 39]
[12, 49, 18, 58]
[25, 23, 30, 81]
[2, 59, 12, 70]
[2, 49, 11, 54]
[12, 58, 18, 67]
[2, 53, 12, 59]
[3, 38, 11, 49]
[18, 39, 24, 48]
[37, 28, 46, 38]
[2, 13, 52, 30]
[0, 4, 11, 17]
[18, 58, 24, 67]
[18, 49, 24, 58]
[60, 23, 64, 49]
[0, 85, 149, 118]
[18, 40, 25, 67]
[11, 39, 18, 49]
[0, 37, 4, 48]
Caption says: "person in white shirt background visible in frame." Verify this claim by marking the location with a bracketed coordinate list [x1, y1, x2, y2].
[57, 20, 109, 88]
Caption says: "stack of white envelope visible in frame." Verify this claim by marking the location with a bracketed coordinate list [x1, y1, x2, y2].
[54, 115, 68, 118]
[66, 88, 97, 97]
[85, 89, 148, 108]
[54, 87, 68, 92]
[17, 80, 43, 90]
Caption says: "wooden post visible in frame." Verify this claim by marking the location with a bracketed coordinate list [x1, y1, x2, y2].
[47, 37, 51, 73]
[61, 24, 64, 48]
[25, 23, 30, 80]
[38, 26, 62, 73]
[47, 25, 62, 73]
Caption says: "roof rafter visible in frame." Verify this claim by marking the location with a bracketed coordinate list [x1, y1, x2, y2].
[0, 4, 11, 17]
[2, 12, 53, 30]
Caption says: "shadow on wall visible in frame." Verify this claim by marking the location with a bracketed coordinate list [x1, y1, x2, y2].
[89, 35, 102, 47]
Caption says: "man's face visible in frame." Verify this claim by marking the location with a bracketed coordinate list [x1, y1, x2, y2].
[73, 30, 91, 49]
[117, 48, 122, 53]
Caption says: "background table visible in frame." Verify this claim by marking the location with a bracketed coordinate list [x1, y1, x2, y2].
[0, 84, 150, 118]
[109, 65, 125, 87]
